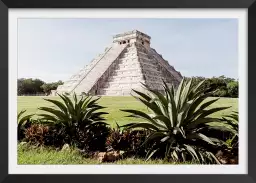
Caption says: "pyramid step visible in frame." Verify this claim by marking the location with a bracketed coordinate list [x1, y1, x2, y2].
[107, 76, 143, 83]
[71, 44, 128, 93]
[113, 68, 142, 73]
[108, 75, 143, 79]
[122, 52, 137, 57]
[117, 60, 158, 69]
[118, 55, 138, 62]
[111, 70, 142, 77]
[126, 47, 137, 52]
[108, 75, 144, 80]
[98, 89, 132, 96]
[103, 82, 143, 89]
[139, 58, 158, 64]
[118, 60, 139, 65]
[116, 64, 142, 70]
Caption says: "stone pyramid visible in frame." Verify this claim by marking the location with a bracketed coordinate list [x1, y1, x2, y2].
[54, 30, 182, 96]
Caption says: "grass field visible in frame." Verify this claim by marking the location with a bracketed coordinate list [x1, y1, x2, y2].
[18, 96, 238, 127]
[18, 143, 194, 165]
[18, 96, 238, 164]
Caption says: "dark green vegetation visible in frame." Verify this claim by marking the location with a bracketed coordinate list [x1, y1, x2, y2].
[187, 75, 238, 98]
[18, 78, 63, 95]
[17, 110, 34, 141]
[37, 93, 110, 151]
[222, 111, 239, 155]
[17, 78, 239, 164]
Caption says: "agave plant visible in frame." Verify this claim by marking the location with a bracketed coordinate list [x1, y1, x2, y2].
[18, 110, 34, 141]
[38, 93, 109, 143]
[222, 111, 238, 132]
[222, 111, 238, 151]
[121, 78, 234, 164]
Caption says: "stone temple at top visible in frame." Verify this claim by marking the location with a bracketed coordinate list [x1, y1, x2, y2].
[54, 30, 182, 96]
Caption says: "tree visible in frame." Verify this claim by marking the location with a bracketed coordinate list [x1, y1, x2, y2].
[17, 78, 45, 95]
[17, 78, 63, 95]
[227, 81, 238, 98]
[41, 80, 64, 95]
[186, 76, 238, 98]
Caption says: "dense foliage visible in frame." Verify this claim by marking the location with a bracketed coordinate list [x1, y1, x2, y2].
[25, 124, 50, 145]
[18, 78, 45, 95]
[41, 80, 64, 95]
[106, 123, 150, 157]
[17, 110, 34, 141]
[222, 111, 238, 155]
[121, 78, 237, 163]
[18, 78, 63, 95]
[38, 93, 110, 150]
[187, 76, 238, 98]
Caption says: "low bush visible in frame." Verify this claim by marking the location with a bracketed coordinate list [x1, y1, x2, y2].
[33, 93, 110, 150]
[222, 111, 239, 156]
[105, 123, 150, 157]
[75, 123, 111, 152]
[25, 124, 50, 145]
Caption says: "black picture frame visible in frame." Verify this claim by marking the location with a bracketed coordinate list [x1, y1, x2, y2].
[0, 0, 254, 182]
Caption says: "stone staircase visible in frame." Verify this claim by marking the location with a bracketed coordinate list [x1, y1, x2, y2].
[71, 44, 128, 94]
[98, 44, 145, 96]
[56, 47, 114, 94]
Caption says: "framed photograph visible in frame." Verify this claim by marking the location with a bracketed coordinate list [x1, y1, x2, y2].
[0, 0, 254, 182]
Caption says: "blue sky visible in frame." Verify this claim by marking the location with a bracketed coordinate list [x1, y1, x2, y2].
[18, 18, 238, 82]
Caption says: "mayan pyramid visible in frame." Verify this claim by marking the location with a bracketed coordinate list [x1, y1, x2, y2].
[54, 30, 182, 96]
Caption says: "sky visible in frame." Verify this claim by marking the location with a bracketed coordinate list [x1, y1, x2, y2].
[18, 18, 238, 83]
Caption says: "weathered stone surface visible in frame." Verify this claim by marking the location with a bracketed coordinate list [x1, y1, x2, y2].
[55, 30, 182, 96]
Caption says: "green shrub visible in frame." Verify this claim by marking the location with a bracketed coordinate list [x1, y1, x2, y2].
[121, 78, 235, 164]
[222, 111, 238, 155]
[227, 81, 239, 98]
[38, 93, 109, 149]
[105, 123, 150, 157]
[76, 123, 111, 152]
[18, 110, 34, 141]
[187, 76, 238, 98]
[23, 123, 66, 147]
[214, 89, 228, 97]
[24, 124, 50, 145]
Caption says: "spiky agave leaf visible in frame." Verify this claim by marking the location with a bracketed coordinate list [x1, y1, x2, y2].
[122, 78, 231, 164]
[17, 110, 34, 140]
[18, 110, 26, 120]
[38, 93, 108, 133]
[17, 110, 34, 128]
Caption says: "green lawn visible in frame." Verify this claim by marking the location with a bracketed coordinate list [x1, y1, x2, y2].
[18, 143, 193, 165]
[18, 96, 238, 127]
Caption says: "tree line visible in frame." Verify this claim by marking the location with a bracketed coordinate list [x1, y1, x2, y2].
[186, 75, 238, 98]
[18, 78, 63, 96]
[17, 75, 238, 98]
